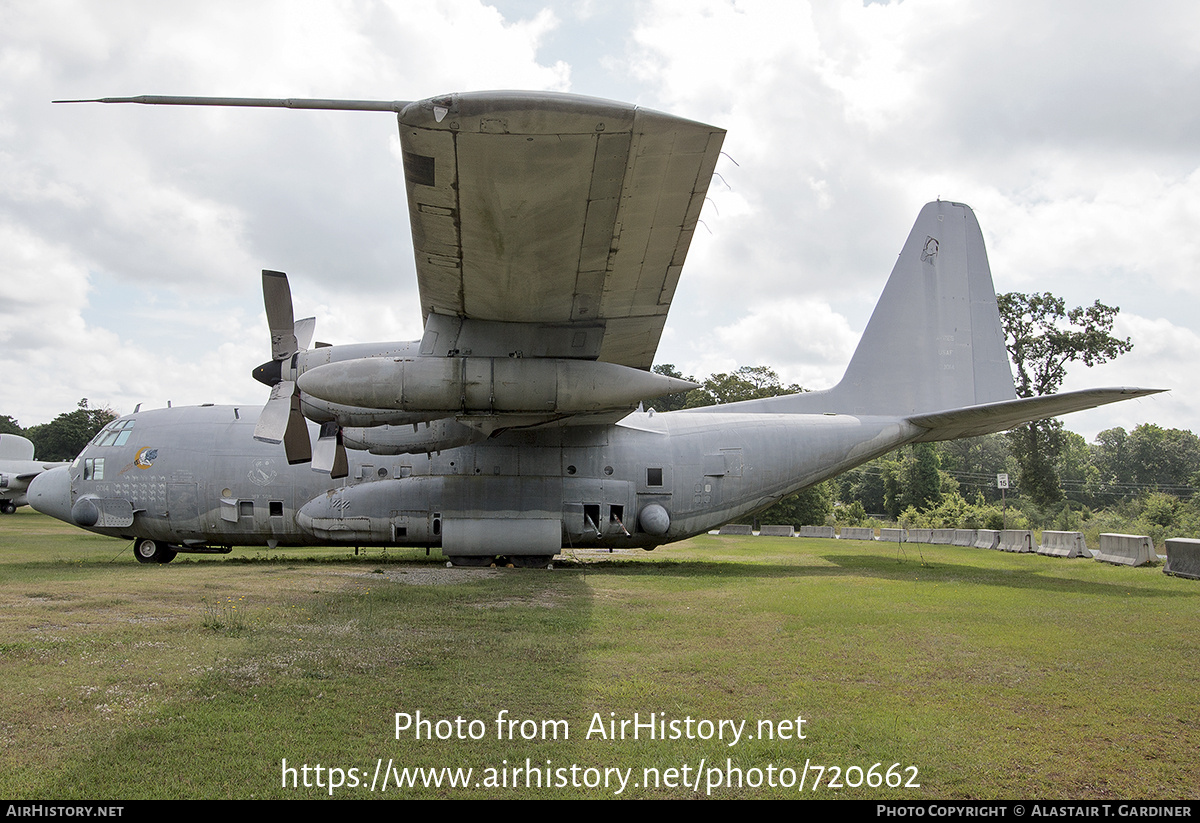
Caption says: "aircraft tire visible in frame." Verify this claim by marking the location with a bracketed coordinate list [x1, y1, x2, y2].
[0, 501, 16, 514]
[134, 539, 177, 564]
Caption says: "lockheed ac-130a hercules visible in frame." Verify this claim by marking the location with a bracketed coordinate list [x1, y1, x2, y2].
[29, 91, 1160, 566]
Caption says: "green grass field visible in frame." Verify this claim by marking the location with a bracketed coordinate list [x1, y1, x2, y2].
[1, 508, 1197, 799]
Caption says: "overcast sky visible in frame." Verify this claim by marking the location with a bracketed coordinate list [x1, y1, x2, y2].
[3, 0, 1198, 441]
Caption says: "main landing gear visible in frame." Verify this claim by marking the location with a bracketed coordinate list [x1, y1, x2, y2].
[133, 539, 178, 564]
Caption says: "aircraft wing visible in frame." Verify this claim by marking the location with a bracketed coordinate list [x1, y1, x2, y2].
[397, 92, 725, 369]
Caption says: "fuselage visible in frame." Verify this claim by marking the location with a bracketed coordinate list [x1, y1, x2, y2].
[29, 403, 921, 559]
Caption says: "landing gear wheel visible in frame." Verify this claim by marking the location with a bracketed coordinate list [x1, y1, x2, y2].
[0, 501, 16, 514]
[133, 539, 177, 564]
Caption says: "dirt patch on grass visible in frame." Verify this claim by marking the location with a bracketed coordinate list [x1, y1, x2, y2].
[359, 567, 503, 585]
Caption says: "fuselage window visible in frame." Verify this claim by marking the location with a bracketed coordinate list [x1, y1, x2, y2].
[647, 467, 663, 487]
[83, 458, 105, 481]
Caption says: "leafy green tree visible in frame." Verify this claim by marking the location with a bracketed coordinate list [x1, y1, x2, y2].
[934, 434, 1012, 503]
[758, 481, 832, 527]
[1092, 426, 1133, 499]
[1056, 430, 1101, 507]
[683, 365, 802, 408]
[25, 399, 117, 462]
[905, 443, 943, 511]
[836, 463, 888, 515]
[872, 447, 943, 518]
[1127, 424, 1200, 494]
[0, 415, 23, 436]
[997, 292, 1132, 507]
[1091, 424, 1199, 500]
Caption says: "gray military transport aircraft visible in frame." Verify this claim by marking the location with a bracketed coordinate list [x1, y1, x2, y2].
[30, 91, 1160, 565]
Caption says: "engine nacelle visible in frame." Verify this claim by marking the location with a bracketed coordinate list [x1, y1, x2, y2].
[341, 418, 493, 455]
[297, 356, 696, 415]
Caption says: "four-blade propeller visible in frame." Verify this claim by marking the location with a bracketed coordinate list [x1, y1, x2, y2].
[251, 270, 347, 478]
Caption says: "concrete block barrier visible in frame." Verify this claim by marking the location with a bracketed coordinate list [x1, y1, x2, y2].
[1164, 538, 1200, 580]
[998, 530, 1033, 552]
[1038, 531, 1088, 558]
[1096, 533, 1157, 567]
[799, 525, 836, 538]
[973, 530, 999, 550]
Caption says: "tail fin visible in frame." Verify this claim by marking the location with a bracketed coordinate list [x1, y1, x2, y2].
[708, 200, 1019, 417]
[830, 200, 1016, 414]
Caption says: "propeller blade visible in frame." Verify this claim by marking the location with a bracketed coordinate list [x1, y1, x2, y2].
[256, 270, 316, 465]
[262, 270, 298, 360]
[254, 382, 313, 464]
[282, 393, 313, 465]
[254, 381, 296, 444]
[294, 316, 316, 352]
[313, 421, 348, 478]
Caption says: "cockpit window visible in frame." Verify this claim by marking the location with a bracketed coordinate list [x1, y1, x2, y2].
[93, 419, 135, 447]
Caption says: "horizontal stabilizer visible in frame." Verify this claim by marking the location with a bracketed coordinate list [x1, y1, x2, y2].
[907, 387, 1166, 442]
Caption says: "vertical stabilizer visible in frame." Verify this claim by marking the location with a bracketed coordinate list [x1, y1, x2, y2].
[678, 200, 1021, 418]
[825, 200, 1016, 415]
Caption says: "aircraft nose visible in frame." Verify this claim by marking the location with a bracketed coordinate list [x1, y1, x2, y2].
[27, 466, 75, 524]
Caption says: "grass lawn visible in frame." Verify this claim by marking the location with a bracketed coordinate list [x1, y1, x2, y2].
[1, 508, 1197, 799]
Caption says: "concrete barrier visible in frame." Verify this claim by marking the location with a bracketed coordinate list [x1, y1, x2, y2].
[973, 530, 999, 550]
[955, 529, 977, 547]
[839, 527, 876, 541]
[1096, 533, 1157, 567]
[1038, 531, 1088, 558]
[1163, 538, 1200, 580]
[998, 530, 1034, 553]
[907, 528, 933, 544]
[931, 529, 955, 545]
[719, 523, 753, 535]
[759, 524, 795, 537]
[879, 528, 906, 542]
[799, 525, 836, 538]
